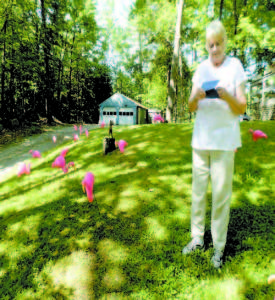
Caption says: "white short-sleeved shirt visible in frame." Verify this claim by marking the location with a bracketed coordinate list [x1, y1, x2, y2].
[191, 56, 247, 151]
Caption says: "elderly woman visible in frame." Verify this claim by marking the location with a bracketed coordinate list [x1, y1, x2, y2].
[182, 20, 247, 269]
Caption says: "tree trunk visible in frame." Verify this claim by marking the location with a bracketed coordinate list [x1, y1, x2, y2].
[41, 0, 53, 124]
[240, 0, 248, 66]
[1, 20, 7, 126]
[57, 35, 66, 111]
[179, 54, 184, 122]
[166, 0, 184, 123]
[219, 0, 224, 20]
[243, 0, 247, 16]
[77, 61, 79, 123]
[10, 25, 15, 119]
[139, 32, 143, 95]
[57, 58, 62, 104]
[33, 11, 39, 116]
[174, 83, 178, 123]
[69, 33, 75, 122]
[193, 46, 197, 62]
[233, 0, 238, 56]
[139, 32, 142, 73]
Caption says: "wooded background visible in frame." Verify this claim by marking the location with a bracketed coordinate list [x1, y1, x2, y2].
[0, 0, 274, 129]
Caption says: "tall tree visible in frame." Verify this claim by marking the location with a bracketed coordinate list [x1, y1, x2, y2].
[219, 0, 224, 20]
[166, 0, 184, 123]
[233, 0, 238, 56]
[1, 16, 7, 125]
[40, 0, 54, 124]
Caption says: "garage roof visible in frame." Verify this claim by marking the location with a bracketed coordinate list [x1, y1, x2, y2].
[99, 93, 148, 109]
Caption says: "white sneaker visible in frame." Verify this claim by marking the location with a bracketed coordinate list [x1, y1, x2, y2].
[182, 238, 204, 255]
[211, 249, 224, 269]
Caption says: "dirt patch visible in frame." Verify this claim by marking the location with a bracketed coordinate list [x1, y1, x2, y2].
[0, 124, 100, 183]
[0, 127, 43, 146]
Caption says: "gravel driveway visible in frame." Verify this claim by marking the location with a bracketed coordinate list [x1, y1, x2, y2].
[0, 124, 100, 183]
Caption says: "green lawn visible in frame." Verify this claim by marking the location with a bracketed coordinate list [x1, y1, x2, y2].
[0, 121, 274, 300]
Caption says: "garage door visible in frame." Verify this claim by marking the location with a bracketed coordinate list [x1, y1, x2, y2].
[102, 107, 117, 125]
[119, 108, 134, 125]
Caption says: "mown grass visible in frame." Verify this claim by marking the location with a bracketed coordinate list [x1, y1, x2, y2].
[0, 121, 274, 300]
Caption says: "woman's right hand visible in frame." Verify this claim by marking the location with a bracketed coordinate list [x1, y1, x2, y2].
[193, 87, 206, 101]
[189, 86, 206, 112]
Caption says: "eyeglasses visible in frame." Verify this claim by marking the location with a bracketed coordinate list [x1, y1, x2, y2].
[208, 38, 224, 49]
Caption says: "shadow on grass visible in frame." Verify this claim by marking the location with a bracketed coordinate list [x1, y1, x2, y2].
[0, 122, 274, 299]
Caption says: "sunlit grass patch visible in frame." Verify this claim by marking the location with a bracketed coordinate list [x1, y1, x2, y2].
[103, 266, 125, 291]
[115, 188, 139, 214]
[41, 251, 94, 299]
[98, 239, 128, 264]
[191, 277, 243, 300]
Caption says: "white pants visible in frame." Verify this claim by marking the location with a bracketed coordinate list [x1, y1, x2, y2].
[191, 149, 235, 251]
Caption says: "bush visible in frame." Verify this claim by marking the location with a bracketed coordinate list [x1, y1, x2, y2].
[10, 119, 20, 129]
[29, 126, 42, 135]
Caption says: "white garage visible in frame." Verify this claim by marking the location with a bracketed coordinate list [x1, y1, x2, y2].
[102, 107, 117, 125]
[99, 92, 149, 125]
[119, 108, 134, 125]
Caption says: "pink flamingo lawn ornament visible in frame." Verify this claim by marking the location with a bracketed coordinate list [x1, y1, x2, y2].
[116, 140, 128, 153]
[82, 172, 95, 202]
[85, 128, 89, 138]
[53, 136, 57, 143]
[153, 114, 164, 123]
[52, 155, 66, 170]
[100, 121, 105, 128]
[74, 125, 78, 131]
[52, 156, 75, 173]
[249, 129, 268, 142]
[18, 163, 31, 177]
[60, 148, 69, 157]
[79, 125, 82, 135]
[74, 134, 79, 142]
[29, 150, 41, 158]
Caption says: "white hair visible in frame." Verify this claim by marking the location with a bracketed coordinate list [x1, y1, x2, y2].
[206, 20, 227, 44]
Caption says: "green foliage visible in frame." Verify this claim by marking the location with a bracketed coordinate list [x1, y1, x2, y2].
[106, 0, 275, 116]
[0, 0, 112, 128]
[0, 0, 274, 127]
[142, 74, 167, 109]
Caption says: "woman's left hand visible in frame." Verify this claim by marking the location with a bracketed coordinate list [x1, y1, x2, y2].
[216, 87, 230, 101]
